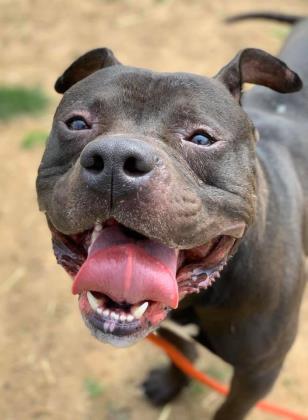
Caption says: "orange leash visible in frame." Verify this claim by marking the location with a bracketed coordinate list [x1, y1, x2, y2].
[147, 333, 308, 420]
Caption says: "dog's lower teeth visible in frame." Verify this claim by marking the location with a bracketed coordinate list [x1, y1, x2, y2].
[86, 292, 148, 324]
[101, 311, 135, 324]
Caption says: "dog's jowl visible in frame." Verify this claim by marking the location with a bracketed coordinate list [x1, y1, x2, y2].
[36, 14, 308, 420]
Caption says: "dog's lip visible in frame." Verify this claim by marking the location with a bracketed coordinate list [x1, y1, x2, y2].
[48, 217, 246, 281]
[79, 290, 168, 340]
[218, 222, 246, 239]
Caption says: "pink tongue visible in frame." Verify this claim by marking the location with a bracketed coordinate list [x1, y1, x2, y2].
[72, 226, 179, 308]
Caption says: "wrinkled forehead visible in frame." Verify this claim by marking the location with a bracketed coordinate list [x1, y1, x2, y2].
[56, 65, 247, 131]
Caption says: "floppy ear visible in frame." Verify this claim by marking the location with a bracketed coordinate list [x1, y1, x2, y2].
[215, 48, 302, 101]
[55, 48, 121, 94]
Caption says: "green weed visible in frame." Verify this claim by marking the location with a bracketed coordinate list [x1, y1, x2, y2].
[271, 26, 290, 40]
[84, 377, 104, 398]
[0, 85, 48, 120]
[21, 130, 48, 149]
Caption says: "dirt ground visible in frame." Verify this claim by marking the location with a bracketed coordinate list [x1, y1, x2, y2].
[1, 0, 308, 419]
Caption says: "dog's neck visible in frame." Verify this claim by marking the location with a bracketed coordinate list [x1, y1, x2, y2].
[249, 158, 269, 245]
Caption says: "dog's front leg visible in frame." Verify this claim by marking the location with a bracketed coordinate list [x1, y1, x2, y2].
[142, 327, 198, 406]
[214, 363, 282, 420]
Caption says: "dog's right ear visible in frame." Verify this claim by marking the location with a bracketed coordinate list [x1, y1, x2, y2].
[54, 48, 121, 94]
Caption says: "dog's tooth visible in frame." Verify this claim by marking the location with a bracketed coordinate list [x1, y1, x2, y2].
[87, 291, 99, 311]
[120, 314, 126, 322]
[103, 321, 109, 332]
[97, 307, 103, 315]
[103, 309, 110, 318]
[94, 222, 102, 232]
[131, 301, 149, 319]
[89, 222, 103, 252]
[110, 311, 119, 321]
[90, 231, 100, 247]
[126, 314, 134, 322]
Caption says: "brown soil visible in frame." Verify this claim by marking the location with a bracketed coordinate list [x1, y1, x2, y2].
[1, 1, 308, 419]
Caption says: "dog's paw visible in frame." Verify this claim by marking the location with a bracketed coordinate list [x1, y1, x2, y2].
[142, 366, 189, 406]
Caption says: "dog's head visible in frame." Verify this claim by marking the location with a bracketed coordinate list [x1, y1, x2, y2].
[36, 48, 301, 346]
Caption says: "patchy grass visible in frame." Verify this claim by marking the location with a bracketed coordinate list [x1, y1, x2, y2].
[283, 377, 296, 389]
[187, 363, 231, 398]
[21, 130, 48, 149]
[271, 25, 291, 40]
[205, 364, 231, 383]
[84, 377, 104, 398]
[105, 401, 132, 420]
[0, 85, 48, 120]
[189, 381, 207, 396]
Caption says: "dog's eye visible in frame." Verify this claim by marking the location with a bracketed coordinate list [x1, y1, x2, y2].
[66, 117, 90, 131]
[189, 132, 215, 146]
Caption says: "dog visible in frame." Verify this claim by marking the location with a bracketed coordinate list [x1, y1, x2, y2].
[36, 12, 307, 419]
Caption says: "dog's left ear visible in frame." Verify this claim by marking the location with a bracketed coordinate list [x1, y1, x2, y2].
[215, 48, 302, 101]
[55, 48, 121, 94]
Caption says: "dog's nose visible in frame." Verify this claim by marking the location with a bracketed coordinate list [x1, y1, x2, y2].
[80, 136, 156, 198]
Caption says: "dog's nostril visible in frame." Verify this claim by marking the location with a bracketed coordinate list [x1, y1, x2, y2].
[83, 154, 104, 173]
[123, 156, 152, 177]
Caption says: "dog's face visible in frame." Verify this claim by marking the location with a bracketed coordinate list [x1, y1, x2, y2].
[36, 48, 301, 346]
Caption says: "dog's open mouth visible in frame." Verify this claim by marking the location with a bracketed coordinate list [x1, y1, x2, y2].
[49, 218, 244, 346]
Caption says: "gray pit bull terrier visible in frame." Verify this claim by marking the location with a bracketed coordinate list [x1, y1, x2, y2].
[36, 13, 308, 420]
